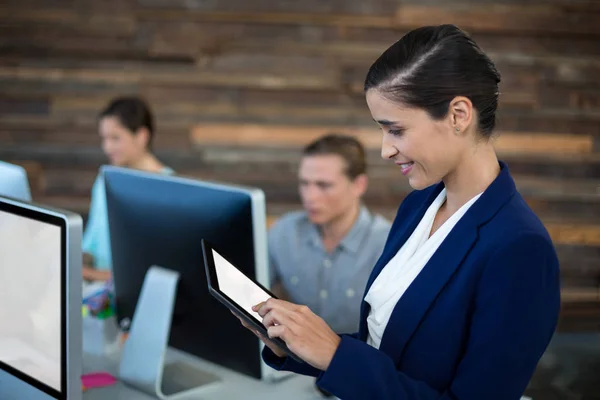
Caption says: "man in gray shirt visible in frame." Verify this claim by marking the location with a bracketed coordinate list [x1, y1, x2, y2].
[269, 134, 391, 335]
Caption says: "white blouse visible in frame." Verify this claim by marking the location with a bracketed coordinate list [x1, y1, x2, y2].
[365, 188, 483, 349]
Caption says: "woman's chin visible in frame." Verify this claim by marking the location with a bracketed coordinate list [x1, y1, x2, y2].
[407, 176, 436, 191]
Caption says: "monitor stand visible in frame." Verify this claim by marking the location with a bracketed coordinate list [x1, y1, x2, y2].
[118, 266, 222, 399]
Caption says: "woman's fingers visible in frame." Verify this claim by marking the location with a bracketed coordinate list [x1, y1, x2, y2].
[232, 311, 255, 332]
[230, 309, 288, 358]
[254, 298, 300, 317]
[267, 324, 292, 343]
[262, 306, 303, 335]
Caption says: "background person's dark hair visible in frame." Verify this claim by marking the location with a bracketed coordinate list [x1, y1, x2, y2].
[364, 24, 501, 138]
[303, 134, 367, 180]
[98, 97, 155, 148]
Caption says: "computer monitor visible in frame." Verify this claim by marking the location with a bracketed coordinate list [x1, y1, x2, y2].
[0, 161, 33, 201]
[103, 166, 276, 399]
[0, 196, 82, 400]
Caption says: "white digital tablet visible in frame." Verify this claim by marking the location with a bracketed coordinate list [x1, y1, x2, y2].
[201, 239, 303, 363]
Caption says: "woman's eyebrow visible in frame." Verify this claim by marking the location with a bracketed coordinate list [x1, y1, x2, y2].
[373, 118, 399, 126]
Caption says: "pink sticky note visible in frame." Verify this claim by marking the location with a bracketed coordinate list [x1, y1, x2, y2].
[81, 372, 117, 389]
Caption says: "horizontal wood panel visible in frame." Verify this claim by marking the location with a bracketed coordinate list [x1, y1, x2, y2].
[0, 65, 339, 91]
[0, 96, 49, 116]
[3, 115, 600, 153]
[561, 288, 600, 303]
[133, 6, 600, 37]
[556, 318, 600, 333]
[395, 5, 600, 36]
[137, 0, 399, 14]
[501, 154, 600, 180]
[0, 8, 137, 35]
[557, 245, 600, 286]
[136, 9, 395, 28]
[546, 224, 600, 247]
[557, 299, 600, 332]
[496, 110, 600, 136]
[190, 123, 597, 155]
[538, 85, 600, 111]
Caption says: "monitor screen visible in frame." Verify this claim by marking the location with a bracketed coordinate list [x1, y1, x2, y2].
[0, 209, 62, 393]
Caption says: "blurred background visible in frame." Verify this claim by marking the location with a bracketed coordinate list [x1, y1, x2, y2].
[0, 0, 598, 398]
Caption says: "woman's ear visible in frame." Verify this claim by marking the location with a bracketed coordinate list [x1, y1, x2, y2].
[135, 127, 151, 149]
[449, 96, 474, 134]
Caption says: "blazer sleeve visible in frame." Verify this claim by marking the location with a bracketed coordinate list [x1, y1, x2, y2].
[314, 232, 561, 400]
[261, 332, 361, 378]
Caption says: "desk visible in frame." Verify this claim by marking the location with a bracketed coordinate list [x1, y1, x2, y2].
[83, 347, 329, 400]
[81, 308, 330, 400]
[82, 286, 330, 400]
[83, 320, 596, 399]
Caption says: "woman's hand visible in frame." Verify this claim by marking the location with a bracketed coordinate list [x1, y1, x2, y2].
[254, 298, 341, 371]
[233, 312, 287, 358]
[82, 266, 112, 282]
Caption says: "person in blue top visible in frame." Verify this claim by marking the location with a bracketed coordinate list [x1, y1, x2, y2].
[82, 97, 174, 282]
[236, 25, 561, 399]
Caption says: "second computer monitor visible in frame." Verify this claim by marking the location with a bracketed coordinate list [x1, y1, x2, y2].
[103, 166, 270, 380]
[0, 160, 32, 202]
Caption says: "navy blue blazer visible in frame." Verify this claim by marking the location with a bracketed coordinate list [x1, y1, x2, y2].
[263, 161, 561, 399]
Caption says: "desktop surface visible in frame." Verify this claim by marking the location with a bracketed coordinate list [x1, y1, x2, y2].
[82, 347, 327, 400]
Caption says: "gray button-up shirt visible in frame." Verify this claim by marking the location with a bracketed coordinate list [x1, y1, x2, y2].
[268, 206, 391, 334]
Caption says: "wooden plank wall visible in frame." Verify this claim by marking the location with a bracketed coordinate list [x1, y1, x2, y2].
[0, 0, 599, 332]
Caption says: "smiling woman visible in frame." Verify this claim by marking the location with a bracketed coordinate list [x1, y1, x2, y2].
[365, 24, 501, 197]
[81, 97, 174, 282]
[236, 24, 561, 400]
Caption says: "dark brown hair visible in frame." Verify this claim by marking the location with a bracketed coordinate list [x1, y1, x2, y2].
[303, 134, 367, 180]
[99, 97, 155, 148]
[364, 24, 501, 137]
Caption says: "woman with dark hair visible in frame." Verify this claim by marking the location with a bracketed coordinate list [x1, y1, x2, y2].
[237, 25, 560, 399]
[82, 97, 174, 281]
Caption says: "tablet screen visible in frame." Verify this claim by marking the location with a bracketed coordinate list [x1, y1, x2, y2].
[212, 249, 271, 321]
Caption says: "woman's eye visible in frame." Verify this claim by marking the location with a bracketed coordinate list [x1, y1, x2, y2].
[388, 129, 404, 136]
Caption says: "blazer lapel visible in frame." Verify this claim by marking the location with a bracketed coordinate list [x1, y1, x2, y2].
[377, 213, 478, 359]
[358, 184, 443, 340]
[376, 161, 517, 360]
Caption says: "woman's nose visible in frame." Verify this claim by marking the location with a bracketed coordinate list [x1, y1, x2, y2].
[381, 137, 398, 160]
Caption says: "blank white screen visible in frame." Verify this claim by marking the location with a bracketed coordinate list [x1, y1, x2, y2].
[0, 210, 61, 392]
[213, 249, 271, 321]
